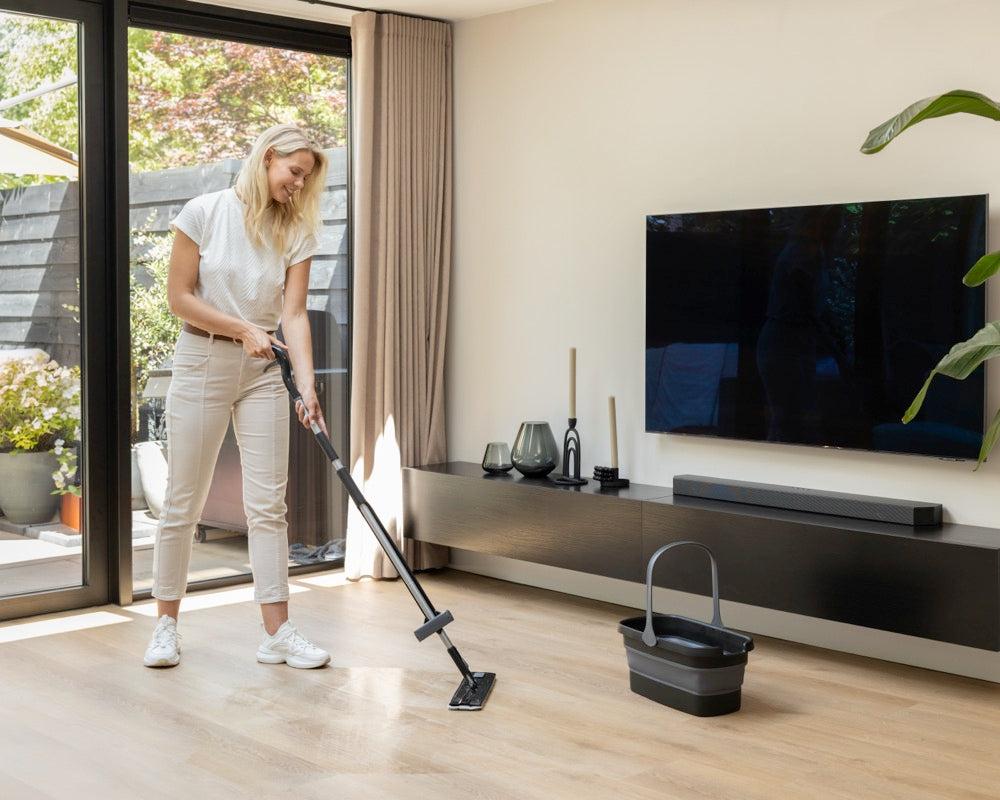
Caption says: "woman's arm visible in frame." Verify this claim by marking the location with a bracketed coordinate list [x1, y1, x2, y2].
[167, 229, 286, 359]
[281, 255, 328, 435]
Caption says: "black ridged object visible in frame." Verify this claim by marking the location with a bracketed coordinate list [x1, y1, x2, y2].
[672, 475, 942, 526]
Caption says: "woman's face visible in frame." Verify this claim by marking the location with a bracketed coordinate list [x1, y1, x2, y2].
[264, 148, 315, 204]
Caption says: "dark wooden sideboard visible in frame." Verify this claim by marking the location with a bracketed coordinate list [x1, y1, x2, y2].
[403, 462, 1000, 651]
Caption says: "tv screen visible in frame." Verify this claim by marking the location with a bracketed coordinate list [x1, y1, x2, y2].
[645, 195, 987, 459]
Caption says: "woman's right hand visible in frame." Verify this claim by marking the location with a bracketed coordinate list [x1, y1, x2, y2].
[240, 325, 287, 361]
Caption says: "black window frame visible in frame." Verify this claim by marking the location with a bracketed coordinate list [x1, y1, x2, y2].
[0, 0, 350, 621]
[113, 0, 353, 605]
[0, 0, 112, 621]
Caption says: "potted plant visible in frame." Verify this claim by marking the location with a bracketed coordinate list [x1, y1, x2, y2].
[56, 289, 83, 529]
[0, 353, 81, 525]
[861, 90, 1000, 468]
[54, 440, 82, 531]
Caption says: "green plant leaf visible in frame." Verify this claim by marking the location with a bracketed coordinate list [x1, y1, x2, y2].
[962, 250, 1000, 287]
[861, 90, 1000, 154]
[973, 405, 1000, 470]
[902, 322, 1000, 423]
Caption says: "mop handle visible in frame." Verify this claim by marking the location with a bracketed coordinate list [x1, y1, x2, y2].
[269, 346, 339, 463]
[268, 346, 454, 643]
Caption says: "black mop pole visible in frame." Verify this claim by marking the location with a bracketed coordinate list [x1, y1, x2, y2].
[268, 346, 496, 710]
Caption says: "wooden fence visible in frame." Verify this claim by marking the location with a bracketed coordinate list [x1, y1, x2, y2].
[0, 148, 348, 367]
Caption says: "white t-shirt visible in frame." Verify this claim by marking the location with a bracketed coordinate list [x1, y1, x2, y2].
[168, 187, 319, 331]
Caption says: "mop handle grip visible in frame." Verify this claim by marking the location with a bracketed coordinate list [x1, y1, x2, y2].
[270, 345, 301, 402]
[270, 345, 341, 463]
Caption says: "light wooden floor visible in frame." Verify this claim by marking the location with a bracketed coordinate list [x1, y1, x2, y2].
[0, 569, 998, 800]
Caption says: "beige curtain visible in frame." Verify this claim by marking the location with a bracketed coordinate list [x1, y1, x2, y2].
[345, 11, 452, 580]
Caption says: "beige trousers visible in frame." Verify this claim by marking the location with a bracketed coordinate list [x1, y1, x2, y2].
[152, 328, 291, 604]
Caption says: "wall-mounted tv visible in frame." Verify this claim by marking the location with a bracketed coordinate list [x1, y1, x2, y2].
[645, 194, 987, 459]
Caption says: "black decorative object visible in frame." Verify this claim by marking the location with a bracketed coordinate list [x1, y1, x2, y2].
[594, 396, 629, 489]
[553, 418, 587, 486]
[554, 348, 588, 486]
[481, 442, 513, 475]
[672, 475, 942, 526]
[594, 465, 629, 489]
[511, 421, 559, 478]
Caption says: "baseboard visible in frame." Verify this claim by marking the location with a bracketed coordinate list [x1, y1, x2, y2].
[449, 549, 1000, 684]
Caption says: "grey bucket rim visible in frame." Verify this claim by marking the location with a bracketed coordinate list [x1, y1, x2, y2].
[621, 540, 754, 656]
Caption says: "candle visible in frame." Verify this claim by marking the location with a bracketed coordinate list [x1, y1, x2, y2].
[608, 396, 619, 469]
[569, 347, 577, 418]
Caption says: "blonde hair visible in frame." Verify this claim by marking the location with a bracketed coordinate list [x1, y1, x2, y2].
[233, 123, 328, 257]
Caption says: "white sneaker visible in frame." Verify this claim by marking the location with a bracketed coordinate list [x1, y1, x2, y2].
[144, 614, 181, 667]
[256, 621, 330, 669]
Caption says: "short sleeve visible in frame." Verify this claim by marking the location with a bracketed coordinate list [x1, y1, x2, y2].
[287, 229, 319, 267]
[168, 196, 205, 246]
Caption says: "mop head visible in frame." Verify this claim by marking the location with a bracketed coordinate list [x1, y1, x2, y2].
[449, 672, 496, 711]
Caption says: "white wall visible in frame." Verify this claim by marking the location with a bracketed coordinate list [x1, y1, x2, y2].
[449, 0, 1000, 680]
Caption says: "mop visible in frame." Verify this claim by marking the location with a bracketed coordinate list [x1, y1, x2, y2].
[267, 346, 496, 710]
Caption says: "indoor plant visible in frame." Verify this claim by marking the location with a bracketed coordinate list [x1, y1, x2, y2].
[0, 353, 82, 524]
[861, 90, 1000, 467]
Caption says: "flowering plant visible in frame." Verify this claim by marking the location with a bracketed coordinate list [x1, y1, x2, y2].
[0, 354, 82, 496]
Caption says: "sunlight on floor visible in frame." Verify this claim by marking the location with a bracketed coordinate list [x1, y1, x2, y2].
[124, 583, 311, 616]
[0, 610, 133, 644]
[0, 538, 82, 565]
[294, 571, 350, 588]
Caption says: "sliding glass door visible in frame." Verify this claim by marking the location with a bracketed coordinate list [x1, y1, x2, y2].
[0, 0, 111, 620]
[124, 2, 352, 600]
[0, 0, 350, 618]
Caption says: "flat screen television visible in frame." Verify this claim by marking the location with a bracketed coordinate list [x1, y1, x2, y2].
[645, 194, 987, 459]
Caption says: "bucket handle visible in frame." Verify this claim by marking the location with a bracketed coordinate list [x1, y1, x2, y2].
[643, 540, 722, 647]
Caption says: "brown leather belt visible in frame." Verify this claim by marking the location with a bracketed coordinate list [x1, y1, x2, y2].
[182, 321, 274, 342]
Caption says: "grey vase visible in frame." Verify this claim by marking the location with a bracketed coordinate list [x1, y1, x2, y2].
[0, 450, 60, 524]
[511, 421, 560, 478]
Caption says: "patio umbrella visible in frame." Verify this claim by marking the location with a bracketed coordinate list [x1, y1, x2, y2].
[0, 116, 78, 178]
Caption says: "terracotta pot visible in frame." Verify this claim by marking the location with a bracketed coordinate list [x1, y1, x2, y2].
[60, 493, 82, 532]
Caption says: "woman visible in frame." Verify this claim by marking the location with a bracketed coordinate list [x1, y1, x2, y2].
[144, 123, 331, 670]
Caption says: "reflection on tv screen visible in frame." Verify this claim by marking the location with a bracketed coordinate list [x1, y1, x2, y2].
[645, 195, 986, 459]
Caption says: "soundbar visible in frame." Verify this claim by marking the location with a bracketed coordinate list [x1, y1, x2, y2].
[672, 475, 942, 526]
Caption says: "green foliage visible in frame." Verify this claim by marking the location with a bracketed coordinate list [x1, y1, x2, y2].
[129, 223, 182, 441]
[52, 440, 79, 497]
[1, 14, 346, 189]
[0, 354, 82, 494]
[962, 250, 1000, 288]
[862, 90, 1000, 467]
[127, 29, 346, 172]
[0, 13, 79, 190]
[903, 323, 1000, 418]
[861, 90, 1000, 154]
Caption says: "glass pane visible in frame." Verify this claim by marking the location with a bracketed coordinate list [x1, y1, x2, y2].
[0, 12, 85, 597]
[127, 29, 349, 594]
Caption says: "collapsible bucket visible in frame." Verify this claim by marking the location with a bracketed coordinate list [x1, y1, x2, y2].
[618, 540, 753, 716]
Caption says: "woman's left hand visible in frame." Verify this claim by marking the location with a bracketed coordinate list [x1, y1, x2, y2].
[295, 386, 328, 436]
